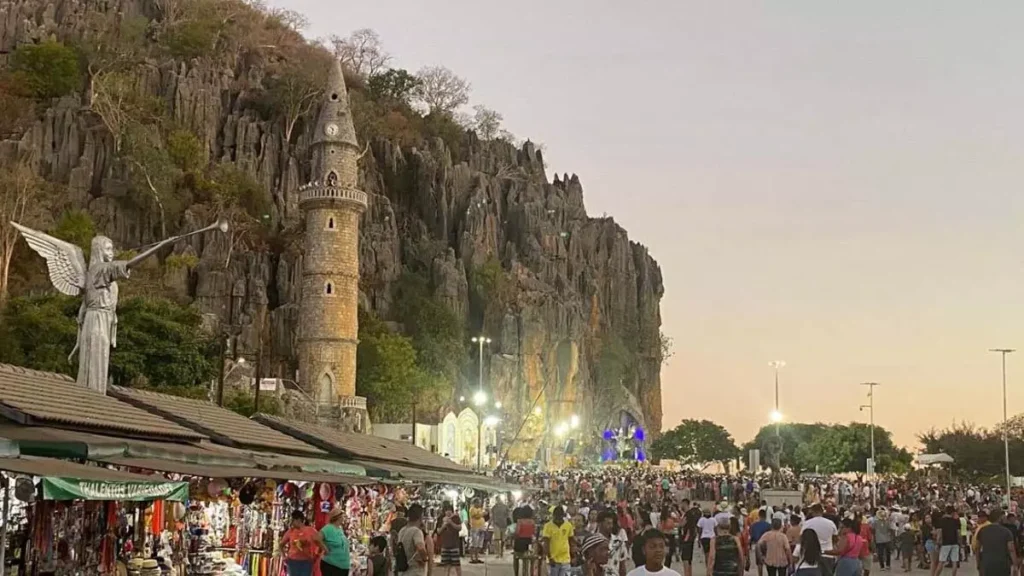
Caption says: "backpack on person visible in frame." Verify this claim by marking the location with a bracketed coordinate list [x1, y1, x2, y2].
[395, 526, 421, 573]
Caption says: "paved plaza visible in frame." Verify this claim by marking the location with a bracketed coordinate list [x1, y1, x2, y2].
[459, 552, 983, 576]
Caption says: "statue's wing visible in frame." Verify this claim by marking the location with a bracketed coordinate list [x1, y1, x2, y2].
[10, 222, 86, 296]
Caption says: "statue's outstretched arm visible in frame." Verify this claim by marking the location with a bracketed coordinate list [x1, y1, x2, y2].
[125, 239, 172, 269]
[125, 220, 229, 268]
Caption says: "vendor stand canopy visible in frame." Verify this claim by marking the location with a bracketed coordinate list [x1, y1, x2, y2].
[916, 453, 955, 466]
[255, 414, 519, 492]
[0, 454, 187, 501]
[0, 365, 373, 487]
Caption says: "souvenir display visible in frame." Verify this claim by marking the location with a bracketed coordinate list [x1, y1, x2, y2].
[0, 461, 493, 576]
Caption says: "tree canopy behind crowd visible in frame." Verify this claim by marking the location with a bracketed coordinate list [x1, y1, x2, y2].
[918, 420, 1024, 479]
[741, 422, 913, 474]
[650, 419, 740, 471]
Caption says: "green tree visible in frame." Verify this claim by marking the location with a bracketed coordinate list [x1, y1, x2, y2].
[0, 160, 52, 306]
[51, 210, 97, 255]
[745, 422, 911, 474]
[393, 272, 465, 386]
[919, 423, 1024, 479]
[650, 419, 739, 470]
[108, 297, 219, 391]
[166, 128, 206, 174]
[1, 294, 219, 390]
[0, 293, 79, 374]
[367, 69, 420, 105]
[223, 388, 283, 417]
[469, 256, 513, 328]
[195, 162, 272, 264]
[743, 423, 828, 472]
[356, 312, 445, 422]
[260, 44, 332, 144]
[9, 41, 82, 100]
[421, 111, 467, 162]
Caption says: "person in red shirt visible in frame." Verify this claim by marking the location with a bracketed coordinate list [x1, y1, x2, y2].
[281, 511, 325, 576]
[858, 513, 874, 576]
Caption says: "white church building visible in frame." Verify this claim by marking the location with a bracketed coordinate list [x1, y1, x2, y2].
[371, 408, 500, 468]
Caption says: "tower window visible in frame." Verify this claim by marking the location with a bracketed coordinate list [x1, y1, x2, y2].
[328, 217, 335, 229]
[325, 282, 333, 295]
[318, 372, 334, 403]
[330, 93, 339, 101]
[327, 171, 338, 186]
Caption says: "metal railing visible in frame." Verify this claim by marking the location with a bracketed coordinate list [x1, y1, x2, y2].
[298, 185, 368, 207]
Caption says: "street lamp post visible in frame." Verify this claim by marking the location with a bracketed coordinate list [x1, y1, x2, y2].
[471, 336, 492, 395]
[769, 361, 785, 435]
[991, 348, 1016, 505]
[860, 382, 879, 505]
[470, 392, 500, 470]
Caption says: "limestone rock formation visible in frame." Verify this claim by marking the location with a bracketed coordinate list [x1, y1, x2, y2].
[0, 0, 664, 459]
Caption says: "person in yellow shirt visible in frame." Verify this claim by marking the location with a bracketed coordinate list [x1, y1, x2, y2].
[971, 509, 990, 573]
[543, 506, 576, 576]
[469, 499, 486, 564]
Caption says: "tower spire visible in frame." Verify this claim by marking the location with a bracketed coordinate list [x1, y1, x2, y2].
[313, 58, 358, 149]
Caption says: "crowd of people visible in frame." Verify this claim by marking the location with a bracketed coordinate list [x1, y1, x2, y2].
[382, 468, 1024, 576]
[278, 467, 1024, 576]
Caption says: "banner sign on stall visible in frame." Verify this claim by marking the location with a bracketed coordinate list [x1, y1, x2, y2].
[42, 477, 189, 501]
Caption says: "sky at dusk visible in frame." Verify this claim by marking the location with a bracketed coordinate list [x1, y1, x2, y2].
[273, 0, 1024, 448]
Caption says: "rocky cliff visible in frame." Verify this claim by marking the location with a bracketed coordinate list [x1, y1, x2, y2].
[0, 0, 664, 458]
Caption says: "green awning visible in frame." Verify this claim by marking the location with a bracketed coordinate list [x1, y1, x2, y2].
[0, 425, 251, 466]
[42, 477, 188, 501]
[0, 456, 187, 501]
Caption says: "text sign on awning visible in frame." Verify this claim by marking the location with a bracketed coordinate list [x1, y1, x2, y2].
[42, 477, 189, 501]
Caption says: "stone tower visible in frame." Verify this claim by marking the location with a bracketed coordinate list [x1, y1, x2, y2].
[297, 59, 368, 432]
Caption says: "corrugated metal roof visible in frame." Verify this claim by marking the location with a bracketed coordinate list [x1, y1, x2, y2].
[99, 456, 376, 485]
[0, 364, 204, 441]
[353, 459, 518, 492]
[0, 423, 252, 466]
[254, 414, 472, 473]
[0, 456, 170, 482]
[108, 386, 325, 456]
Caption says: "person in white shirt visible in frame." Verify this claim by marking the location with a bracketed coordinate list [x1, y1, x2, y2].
[698, 511, 717, 557]
[802, 505, 838, 552]
[626, 529, 681, 576]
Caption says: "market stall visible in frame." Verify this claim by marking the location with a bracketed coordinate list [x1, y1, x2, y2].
[97, 455, 410, 576]
[0, 455, 188, 576]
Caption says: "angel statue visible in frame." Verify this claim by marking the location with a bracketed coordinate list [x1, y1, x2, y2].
[11, 220, 228, 394]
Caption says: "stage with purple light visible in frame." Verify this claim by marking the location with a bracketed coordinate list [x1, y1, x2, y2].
[601, 424, 646, 462]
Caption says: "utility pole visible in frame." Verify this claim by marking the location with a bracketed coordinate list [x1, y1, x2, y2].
[860, 382, 879, 506]
[253, 336, 263, 414]
[217, 294, 236, 406]
[411, 402, 417, 446]
[991, 348, 1016, 506]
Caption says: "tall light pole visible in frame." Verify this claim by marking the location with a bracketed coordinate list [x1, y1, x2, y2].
[769, 361, 785, 435]
[471, 336, 492, 402]
[468, 392, 500, 470]
[991, 348, 1015, 505]
[860, 382, 879, 506]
